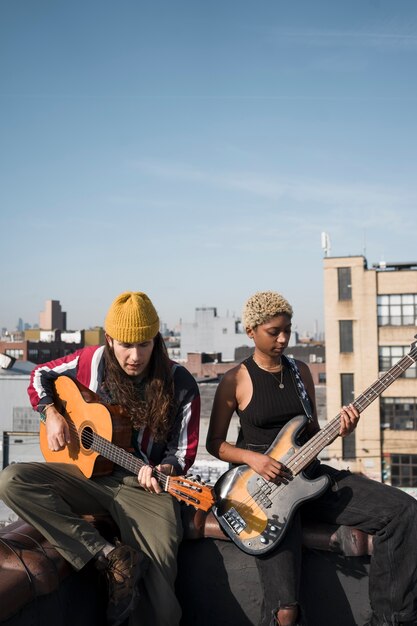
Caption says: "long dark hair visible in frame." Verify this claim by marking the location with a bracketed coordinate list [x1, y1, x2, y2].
[103, 333, 175, 440]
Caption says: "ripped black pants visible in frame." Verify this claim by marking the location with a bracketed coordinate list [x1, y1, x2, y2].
[255, 464, 417, 626]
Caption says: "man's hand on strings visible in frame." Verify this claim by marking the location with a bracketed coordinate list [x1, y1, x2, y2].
[45, 407, 71, 451]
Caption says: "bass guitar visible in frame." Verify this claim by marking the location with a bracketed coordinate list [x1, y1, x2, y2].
[40, 375, 214, 512]
[212, 337, 417, 555]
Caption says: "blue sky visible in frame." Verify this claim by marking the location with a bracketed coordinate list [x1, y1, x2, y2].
[1, 0, 416, 336]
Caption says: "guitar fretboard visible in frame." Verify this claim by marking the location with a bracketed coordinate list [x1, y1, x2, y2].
[288, 345, 417, 475]
[86, 431, 169, 489]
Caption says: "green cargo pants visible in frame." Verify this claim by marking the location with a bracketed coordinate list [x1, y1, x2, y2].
[0, 461, 183, 626]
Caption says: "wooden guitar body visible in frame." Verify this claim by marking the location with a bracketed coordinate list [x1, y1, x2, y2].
[39, 376, 132, 477]
[213, 415, 329, 555]
[38, 376, 215, 511]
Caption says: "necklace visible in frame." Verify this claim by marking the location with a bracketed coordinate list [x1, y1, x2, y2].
[253, 357, 285, 389]
[274, 366, 285, 389]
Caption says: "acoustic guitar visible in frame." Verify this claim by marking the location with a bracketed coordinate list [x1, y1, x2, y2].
[212, 337, 417, 555]
[39, 375, 214, 512]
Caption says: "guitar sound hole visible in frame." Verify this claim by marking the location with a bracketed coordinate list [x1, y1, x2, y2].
[80, 426, 94, 450]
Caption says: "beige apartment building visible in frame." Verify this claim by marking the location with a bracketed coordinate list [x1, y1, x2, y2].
[323, 256, 417, 487]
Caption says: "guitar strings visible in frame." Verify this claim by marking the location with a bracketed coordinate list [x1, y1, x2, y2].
[226, 350, 417, 512]
[48, 418, 170, 486]
[43, 417, 213, 510]
[45, 347, 416, 519]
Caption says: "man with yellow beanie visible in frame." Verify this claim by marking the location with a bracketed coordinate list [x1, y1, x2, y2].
[0, 291, 201, 626]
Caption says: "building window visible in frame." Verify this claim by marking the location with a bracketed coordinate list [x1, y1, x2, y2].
[318, 372, 326, 384]
[337, 267, 352, 301]
[377, 294, 417, 326]
[39, 349, 53, 362]
[341, 373, 356, 459]
[5, 349, 24, 359]
[379, 346, 417, 378]
[341, 373, 354, 404]
[390, 454, 417, 488]
[339, 320, 353, 353]
[380, 397, 417, 430]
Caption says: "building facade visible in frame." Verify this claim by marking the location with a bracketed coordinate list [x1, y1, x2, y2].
[0, 296, 105, 365]
[0, 331, 85, 365]
[39, 300, 67, 331]
[323, 256, 417, 487]
[0, 361, 39, 437]
[180, 307, 251, 361]
[180, 306, 301, 362]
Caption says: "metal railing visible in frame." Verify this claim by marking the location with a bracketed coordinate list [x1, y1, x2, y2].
[2, 431, 39, 469]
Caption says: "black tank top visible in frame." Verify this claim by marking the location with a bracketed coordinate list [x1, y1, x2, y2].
[235, 356, 305, 449]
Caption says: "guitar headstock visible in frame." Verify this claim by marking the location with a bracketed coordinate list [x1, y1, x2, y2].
[167, 475, 215, 512]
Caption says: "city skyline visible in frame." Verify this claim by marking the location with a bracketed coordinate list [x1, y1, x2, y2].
[1, 298, 321, 339]
[1, 1, 417, 335]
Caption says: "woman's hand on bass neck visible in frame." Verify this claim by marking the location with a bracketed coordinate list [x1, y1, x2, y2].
[339, 403, 360, 436]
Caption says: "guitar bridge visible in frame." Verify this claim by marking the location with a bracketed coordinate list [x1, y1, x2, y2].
[222, 507, 246, 535]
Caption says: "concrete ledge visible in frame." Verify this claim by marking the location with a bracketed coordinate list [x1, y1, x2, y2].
[177, 537, 371, 626]
[0, 519, 107, 625]
[0, 513, 372, 626]
[181, 508, 374, 557]
[178, 509, 372, 626]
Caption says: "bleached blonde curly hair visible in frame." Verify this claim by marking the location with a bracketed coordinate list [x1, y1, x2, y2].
[242, 291, 293, 330]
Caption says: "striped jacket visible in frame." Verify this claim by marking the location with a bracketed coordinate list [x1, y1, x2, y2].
[28, 345, 200, 474]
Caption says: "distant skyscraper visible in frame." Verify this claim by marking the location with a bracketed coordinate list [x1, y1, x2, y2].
[39, 300, 67, 331]
[17, 318, 24, 332]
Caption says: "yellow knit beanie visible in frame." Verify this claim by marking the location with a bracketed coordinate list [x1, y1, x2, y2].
[104, 291, 160, 343]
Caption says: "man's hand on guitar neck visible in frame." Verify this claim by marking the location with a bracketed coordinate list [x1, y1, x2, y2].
[138, 463, 176, 494]
[44, 405, 71, 451]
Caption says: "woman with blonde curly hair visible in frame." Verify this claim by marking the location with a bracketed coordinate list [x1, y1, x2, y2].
[207, 291, 417, 626]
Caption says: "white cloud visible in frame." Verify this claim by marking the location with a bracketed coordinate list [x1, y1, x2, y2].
[130, 158, 417, 218]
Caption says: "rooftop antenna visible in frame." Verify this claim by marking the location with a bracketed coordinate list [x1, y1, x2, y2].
[321, 231, 331, 257]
